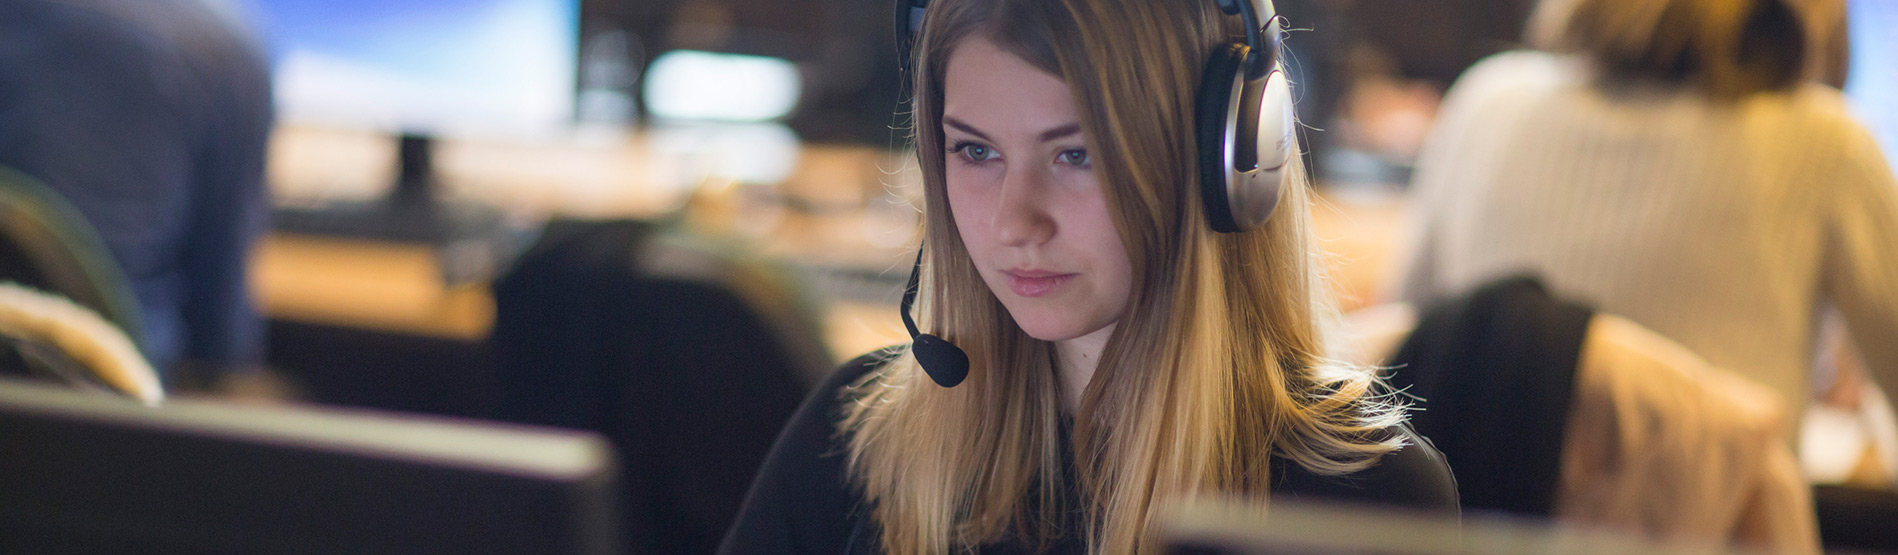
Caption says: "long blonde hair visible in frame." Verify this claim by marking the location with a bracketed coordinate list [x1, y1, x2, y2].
[843, 0, 1406, 553]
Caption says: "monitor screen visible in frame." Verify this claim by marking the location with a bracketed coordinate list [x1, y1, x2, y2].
[0, 378, 619, 554]
[254, 0, 581, 139]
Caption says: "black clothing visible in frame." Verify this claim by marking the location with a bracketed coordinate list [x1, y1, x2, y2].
[490, 219, 832, 555]
[719, 350, 1460, 554]
[1385, 276, 1592, 516]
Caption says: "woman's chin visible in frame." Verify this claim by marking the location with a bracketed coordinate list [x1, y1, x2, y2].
[1007, 312, 1098, 343]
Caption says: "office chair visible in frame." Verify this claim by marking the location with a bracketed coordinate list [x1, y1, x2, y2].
[490, 218, 829, 555]
[1353, 276, 1817, 551]
[0, 165, 159, 402]
[0, 165, 142, 340]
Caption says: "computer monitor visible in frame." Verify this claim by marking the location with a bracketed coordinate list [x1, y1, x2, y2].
[0, 377, 620, 555]
[257, 0, 580, 139]
[251, 0, 580, 247]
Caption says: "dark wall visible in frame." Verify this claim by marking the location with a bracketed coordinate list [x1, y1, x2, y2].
[1338, 0, 1539, 87]
[583, 0, 903, 145]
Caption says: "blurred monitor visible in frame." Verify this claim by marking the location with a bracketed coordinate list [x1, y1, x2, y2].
[605, 0, 898, 143]
[1163, 499, 1740, 555]
[255, 0, 581, 139]
[0, 378, 620, 555]
[643, 50, 802, 123]
[1846, 0, 1897, 169]
[248, 0, 580, 249]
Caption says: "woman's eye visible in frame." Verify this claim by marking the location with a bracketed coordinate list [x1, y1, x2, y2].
[1058, 149, 1090, 167]
[952, 143, 997, 162]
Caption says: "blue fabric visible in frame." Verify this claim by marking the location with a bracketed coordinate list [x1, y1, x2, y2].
[0, 0, 272, 374]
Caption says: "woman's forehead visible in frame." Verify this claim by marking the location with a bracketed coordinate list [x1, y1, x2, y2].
[940, 36, 1081, 140]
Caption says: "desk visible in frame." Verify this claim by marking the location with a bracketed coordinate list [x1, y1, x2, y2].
[253, 235, 494, 341]
[257, 125, 923, 359]
[251, 235, 914, 361]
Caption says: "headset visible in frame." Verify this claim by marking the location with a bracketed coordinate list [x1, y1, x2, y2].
[896, 0, 1295, 388]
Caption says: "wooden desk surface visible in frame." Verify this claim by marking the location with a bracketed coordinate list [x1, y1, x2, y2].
[253, 232, 916, 359]
[253, 235, 494, 341]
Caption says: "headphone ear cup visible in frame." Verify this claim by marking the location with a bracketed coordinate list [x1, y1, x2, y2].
[1255, 69, 1296, 174]
[1195, 43, 1296, 234]
[1195, 44, 1249, 234]
[1225, 69, 1293, 231]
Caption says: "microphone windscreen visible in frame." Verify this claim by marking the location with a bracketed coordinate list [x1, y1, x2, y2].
[912, 334, 969, 387]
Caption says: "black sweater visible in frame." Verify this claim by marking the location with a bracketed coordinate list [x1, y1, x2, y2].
[719, 351, 1460, 554]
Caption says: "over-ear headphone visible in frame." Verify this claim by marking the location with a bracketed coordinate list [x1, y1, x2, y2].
[1198, 0, 1293, 233]
[896, 0, 1295, 387]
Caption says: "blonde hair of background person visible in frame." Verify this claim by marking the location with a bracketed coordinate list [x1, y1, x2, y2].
[835, 0, 1426, 553]
[1525, 0, 1812, 100]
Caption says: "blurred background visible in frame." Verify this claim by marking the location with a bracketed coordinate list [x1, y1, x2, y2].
[0, 0, 1894, 553]
[241, 0, 1595, 402]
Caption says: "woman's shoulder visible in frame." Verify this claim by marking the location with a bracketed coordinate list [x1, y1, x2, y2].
[1459, 50, 1577, 88]
[785, 348, 903, 451]
[1269, 424, 1460, 515]
[719, 349, 900, 554]
[1772, 82, 1859, 123]
[1770, 85, 1892, 167]
[1428, 51, 1584, 150]
[824, 347, 903, 398]
[1441, 51, 1580, 110]
[783, 347, 909, 456]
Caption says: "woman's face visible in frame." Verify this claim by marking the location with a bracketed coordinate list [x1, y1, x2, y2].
[941, 36, 1134, 343]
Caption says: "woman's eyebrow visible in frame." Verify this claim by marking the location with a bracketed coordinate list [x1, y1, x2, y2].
[1037, 123, 1081, 142]
[944, 117, 993, 142]
[942, 118, 1081, 144]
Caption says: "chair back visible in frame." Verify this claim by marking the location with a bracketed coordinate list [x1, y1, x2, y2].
[0, 165, 142, 345]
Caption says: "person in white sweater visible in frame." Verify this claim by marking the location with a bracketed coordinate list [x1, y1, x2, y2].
[1394, 0, 1898, 446]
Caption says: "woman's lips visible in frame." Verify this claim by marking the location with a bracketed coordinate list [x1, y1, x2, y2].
[1004, 270, 1077, 298]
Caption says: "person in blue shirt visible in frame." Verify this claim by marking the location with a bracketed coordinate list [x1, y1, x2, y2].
[0, 0, 272, 383]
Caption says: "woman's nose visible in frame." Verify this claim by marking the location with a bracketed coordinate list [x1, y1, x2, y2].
[992, 166, 1055, 247]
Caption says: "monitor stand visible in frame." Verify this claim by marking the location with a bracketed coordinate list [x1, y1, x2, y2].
[272, 134, 532, 284]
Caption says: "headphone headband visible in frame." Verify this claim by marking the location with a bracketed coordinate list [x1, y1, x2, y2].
[896, 0, 1281, 79]
[1218, 0, 1281, 81]
[895, 0, 928, 73]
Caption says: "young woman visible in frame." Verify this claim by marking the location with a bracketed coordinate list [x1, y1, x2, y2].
[722, 0, 1457, 553]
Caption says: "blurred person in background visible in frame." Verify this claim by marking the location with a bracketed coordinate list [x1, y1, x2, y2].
[0, 0, 274, 391]
[1393, 0, 1898, 479]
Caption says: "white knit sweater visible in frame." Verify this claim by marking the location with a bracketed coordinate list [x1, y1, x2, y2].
[1396, 51, 1898, 425]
